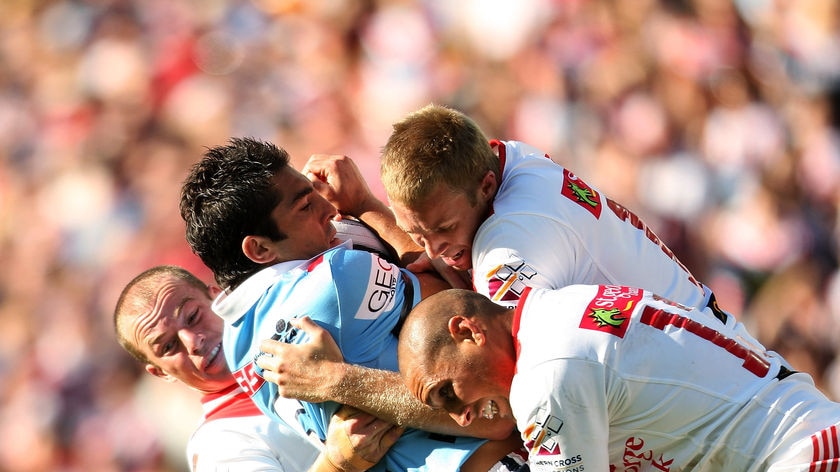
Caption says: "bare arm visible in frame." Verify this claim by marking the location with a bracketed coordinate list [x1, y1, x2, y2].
[304, 154, 473, 288]
[303, 154, 421, 265]
[256, 317, 515, 440]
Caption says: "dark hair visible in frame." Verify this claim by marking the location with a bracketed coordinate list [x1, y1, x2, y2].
[180, 137, 290, 288]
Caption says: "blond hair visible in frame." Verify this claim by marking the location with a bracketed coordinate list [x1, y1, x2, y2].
[380, 104, 499, 207]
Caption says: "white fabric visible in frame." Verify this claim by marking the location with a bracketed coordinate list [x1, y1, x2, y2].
[510, 285, 840, 471]
[187, 415, 321, 472]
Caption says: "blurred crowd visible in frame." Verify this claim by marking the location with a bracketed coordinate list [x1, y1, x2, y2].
[1, 0, 839, 470]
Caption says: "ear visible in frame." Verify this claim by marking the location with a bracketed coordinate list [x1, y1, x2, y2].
[208, 284, 223, 299]
[242, 235, 277, 264]
[145, 364, 177, 383]
[478, 170, 498, 203]
[447, 316, 485, 346]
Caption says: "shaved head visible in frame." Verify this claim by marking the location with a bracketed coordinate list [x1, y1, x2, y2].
[398, 289, 488, 368]
[397, 289, 517, 428]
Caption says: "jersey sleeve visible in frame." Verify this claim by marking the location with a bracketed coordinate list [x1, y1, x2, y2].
[315, 248, 415, 370]
[512, 359, 611, 472]
[186, 417, 320, 472]
[473, 213, 580, 308]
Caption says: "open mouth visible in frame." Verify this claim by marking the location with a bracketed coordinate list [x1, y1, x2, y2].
[205, 343, 221, 370]
[443, 249, 465, 266]
[481, 400, 499, 420]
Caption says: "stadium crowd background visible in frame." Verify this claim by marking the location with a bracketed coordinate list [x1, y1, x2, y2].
[1, 0, 839, 470]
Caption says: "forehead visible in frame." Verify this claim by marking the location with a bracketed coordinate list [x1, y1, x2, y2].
[127, 277, 207, 348]
[392, 185, 468, 229]
[273, 166, 310, 203]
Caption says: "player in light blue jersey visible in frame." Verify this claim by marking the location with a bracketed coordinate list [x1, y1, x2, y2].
[180, 138, 525, 471]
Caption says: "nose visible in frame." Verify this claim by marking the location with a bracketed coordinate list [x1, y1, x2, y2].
[179, 329, 203, 355]
[450, 407, 473, 427]
[422, 235, 447, 260]
[315, 191, 338, 218]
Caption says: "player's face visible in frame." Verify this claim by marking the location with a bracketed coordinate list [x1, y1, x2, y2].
[265, 166, 341, 261]
[129, 277, 231, 394]
[405, 346, 514, 429]
[391, 183, 489, 271]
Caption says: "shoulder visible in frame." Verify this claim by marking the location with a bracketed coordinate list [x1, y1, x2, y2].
[187, 415, 320, 472]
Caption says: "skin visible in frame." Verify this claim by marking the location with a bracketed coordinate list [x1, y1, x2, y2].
[397, 290, 518, 429]
[304, 153, 472, 288]
[390, 171, 497, 271]
[303, 154, 421, 266]
[255, 155, 515, 439]
[127, 277, 229, 392]
[120, 273, 399, 472]
[242, 166, 342, 265]
[241, 159, 524, 467]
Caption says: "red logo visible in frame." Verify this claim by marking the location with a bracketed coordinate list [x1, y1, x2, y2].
[579, 285, 642, 338]
[232, 362, 265, 396]
[561, 169, 601, 218]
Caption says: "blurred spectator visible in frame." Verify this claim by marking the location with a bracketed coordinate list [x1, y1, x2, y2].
[1, 0, 838, 470]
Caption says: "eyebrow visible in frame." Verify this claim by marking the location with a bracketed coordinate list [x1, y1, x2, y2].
[289, 185, 312, 206]
[148, 297, 192, 352]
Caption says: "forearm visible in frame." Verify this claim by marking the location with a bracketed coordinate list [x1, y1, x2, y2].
[355, 198, 422, 265]
[308, 452, 373, 472]
[328, 363, 513, 440]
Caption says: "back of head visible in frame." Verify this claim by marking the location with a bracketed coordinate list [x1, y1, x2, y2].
[180, 137, 290, 289]
[381, 104, 499, 207]
[114, 265, 209, 364]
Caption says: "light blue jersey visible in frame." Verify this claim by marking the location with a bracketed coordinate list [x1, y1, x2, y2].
[213, 244, 486, 471]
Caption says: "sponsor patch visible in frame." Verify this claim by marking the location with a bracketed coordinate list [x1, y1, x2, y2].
[523, 407, 565, 456]
[561, 169, 601, 218]
[355, 253, 399, 320]
[579, 285, 642, 338]
[485, 258, 537, 304]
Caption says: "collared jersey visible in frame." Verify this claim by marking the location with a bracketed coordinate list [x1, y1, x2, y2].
[213, 244, 487, 471]
[187, 383, 321, 471]
[511, 285, 840, 472]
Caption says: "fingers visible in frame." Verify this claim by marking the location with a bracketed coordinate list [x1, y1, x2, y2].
[405, 255, 434, 273]
[287, 315, 322, 334]
[331, 406, 404, 467]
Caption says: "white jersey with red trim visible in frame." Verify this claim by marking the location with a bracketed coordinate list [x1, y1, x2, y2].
[510, 285, 840, 472]
[473, 140, 706, 311]
[186, 383, 321, 472]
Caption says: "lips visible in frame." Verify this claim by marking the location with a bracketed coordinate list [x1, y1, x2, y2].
[204, 343, 221, 371]
[442, 249, 464, 264]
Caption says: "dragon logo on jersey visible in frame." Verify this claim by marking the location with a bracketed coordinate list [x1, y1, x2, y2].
[523, 407, 565, 456]
[579, 285, 642, 338]
[485, 259, 537, 304]
[561, 168, 602, 218]
[590, 308, 626, 328]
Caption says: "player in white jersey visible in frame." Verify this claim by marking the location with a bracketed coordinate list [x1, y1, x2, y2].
[399, 286, 840, 472]
[380, 103, 708, 312]
[179, 138, 527, 471]
[114, 265, 399, 472]
[261, 103, 775, 416]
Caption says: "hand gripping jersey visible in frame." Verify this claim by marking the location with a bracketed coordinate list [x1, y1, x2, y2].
[511, 285, 840, 472]
[213, 244, 487, 471]
[187, 383, 321, 471]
